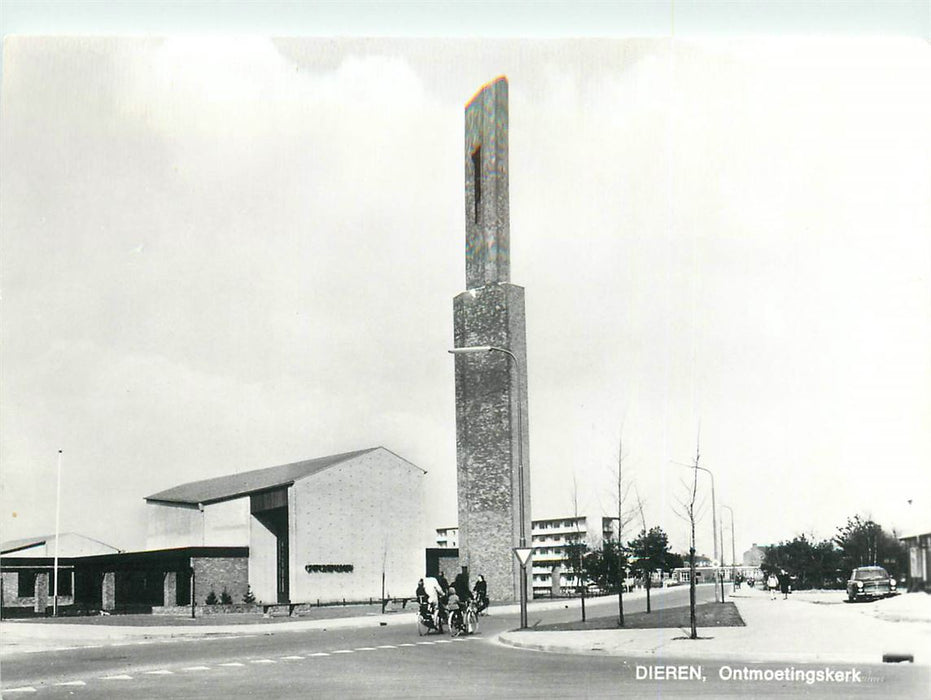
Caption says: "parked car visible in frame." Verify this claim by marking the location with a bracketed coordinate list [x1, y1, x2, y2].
[846, 566, 897, 602]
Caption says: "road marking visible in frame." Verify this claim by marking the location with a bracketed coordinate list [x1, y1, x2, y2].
[397, 643, 416, 647]
[280, 655, 304, 659]
[250, 659, 276, 664]
[182, 666, 211, 671]
[308, 652, 330, 657]
[436, 640, 452, 644]
[3, 687, 37, 694]
[144, 670, 174, 675]
[354, 647, 377, 651]
[55, 681, 87, 687]
[332, 650, 354, 654]
[218, 662, 245, 667]
[377, 645, 397, 648]
[416, 641, 435, 645]
[101, 674, 134, 680]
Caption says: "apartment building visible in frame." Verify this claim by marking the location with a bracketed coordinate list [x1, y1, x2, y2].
[531, 515, 619, 597]
[435, 527, 459, 549]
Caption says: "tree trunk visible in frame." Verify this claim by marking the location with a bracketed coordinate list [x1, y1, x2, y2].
[689, 547, 697, 639]
[617, 552, 625, 627]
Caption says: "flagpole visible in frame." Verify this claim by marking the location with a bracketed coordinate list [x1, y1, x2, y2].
[53, 449, 62, 617]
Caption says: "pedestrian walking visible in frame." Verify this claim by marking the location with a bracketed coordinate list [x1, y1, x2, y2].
[766, 572, 779, 600]
[778, 570, 790, 599]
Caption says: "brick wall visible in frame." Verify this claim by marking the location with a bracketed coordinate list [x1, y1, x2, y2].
[453, 282, 532, 603]
[192, 556, 248, 605]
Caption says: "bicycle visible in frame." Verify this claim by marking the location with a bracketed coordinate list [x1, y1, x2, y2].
[473, 592, 489, 616]
[416, 602, 445, 636]
[447, 600, 478, 637]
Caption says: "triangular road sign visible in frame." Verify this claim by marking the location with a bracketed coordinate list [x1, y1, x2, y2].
[513, 547, 533, 568]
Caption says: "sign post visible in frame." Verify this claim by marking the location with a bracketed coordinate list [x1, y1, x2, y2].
[513, 547, 532, 629]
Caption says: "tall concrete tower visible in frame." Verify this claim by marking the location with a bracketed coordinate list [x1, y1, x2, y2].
[452, 77, 531, 602]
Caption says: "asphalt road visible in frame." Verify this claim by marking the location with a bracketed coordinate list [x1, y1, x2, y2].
[2, 586, 927, 699]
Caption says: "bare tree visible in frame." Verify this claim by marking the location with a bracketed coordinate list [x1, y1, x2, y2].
[611, 432, 639, 627]
[634, 485, 647, 534]
[672, 433, 702, 640]
[566, 471, 590, 621]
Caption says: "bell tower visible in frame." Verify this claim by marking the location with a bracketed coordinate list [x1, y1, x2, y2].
[452, 77, 531, 602]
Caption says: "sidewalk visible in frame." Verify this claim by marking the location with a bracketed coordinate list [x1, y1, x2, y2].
[498, 588, 931, 666]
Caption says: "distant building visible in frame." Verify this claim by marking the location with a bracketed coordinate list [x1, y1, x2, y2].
[671, 564, 764, 585]
[435, 527, 458, 549]
[742, 543, 767, 567]
[1, 533, 120, 559]
[900, 526, 931, 592]
[530, 515, 616, 597]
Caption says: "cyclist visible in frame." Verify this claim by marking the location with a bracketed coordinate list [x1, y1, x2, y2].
[445, 586, 463, 630]
[416, 578, 429, 618]
[472, 574, 488, 613]
[419, 576, 444, 622]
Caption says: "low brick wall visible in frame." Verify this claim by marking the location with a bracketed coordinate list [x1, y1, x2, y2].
[152, 604, 263, 616]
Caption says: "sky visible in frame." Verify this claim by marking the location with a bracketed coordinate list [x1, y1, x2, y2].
[2, 25, 930, 561]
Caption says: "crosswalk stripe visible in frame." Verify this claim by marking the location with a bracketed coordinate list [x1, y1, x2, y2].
[309, 652, 330, 657]
[182, 666, 211, 671]
[55, 681, 87, 687]
[377, 645, 397, 649]
[218, 662, 245, 667]
[101, 674, 133, 680]
[3, 687, 37, 694]
[354, 647, 377, 651]
[250, 659, 276, 664]
[332, 650, 354, 654]
[281, 655, 304, 660]
[144, 670, 174, 675]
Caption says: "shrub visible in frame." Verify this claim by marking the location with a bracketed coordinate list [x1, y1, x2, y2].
[220, 588, 233, 605]
[205, 590, 218, 605]
[242, 586, 256, 604]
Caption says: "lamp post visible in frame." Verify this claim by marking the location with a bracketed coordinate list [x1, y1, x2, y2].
[721, 505, 736, 572]
[449, 344, 528, 630]
[672, 461, 717, 566]
[53, 449, 62, 617]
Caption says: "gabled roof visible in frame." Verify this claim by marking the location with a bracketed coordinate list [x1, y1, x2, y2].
[1, 534, 53, 554]
[1, 532, 120, 556]
[145, 447, 383, 506]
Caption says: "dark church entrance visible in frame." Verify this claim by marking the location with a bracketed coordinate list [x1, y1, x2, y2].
[251, 489, 290, 604]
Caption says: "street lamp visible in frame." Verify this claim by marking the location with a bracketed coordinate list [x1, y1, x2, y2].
[721, 505, 736, 572]
[671, 460, 718, 567]
[449, 344, 528, 630]
[53, 450, 63, 617]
